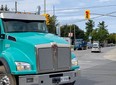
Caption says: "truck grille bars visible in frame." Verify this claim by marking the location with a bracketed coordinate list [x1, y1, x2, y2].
[36, 43, 71, 73]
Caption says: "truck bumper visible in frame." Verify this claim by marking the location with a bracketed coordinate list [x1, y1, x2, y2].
[18, 70, 80, 85]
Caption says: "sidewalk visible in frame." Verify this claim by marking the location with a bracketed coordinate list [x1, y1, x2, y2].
[104, 47, 116, 61]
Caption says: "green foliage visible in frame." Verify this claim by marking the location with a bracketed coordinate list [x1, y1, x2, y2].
[47, 15, 59, 34]
[85, 20, 95, 40]
[98, 21, 107, 29]
[91, 29, 98, 40]
[107, 33, 116, 44]
[91, 21, 109, 42]
[60, 24, 85, 39]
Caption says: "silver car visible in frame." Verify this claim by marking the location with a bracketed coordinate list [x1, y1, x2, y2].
[91, 43, 101, 53]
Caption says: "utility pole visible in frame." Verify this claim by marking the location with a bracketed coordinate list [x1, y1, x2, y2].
[15, 1, 17, 13]
[70, 25, 72, 45]
[74, 25, 76, 45]
[70, 25, 71, 38]
[53, 5, 55, 16]
[44, 0, 46, 14]
[115, 34, 116, 44]
[37, 6, 41, 15]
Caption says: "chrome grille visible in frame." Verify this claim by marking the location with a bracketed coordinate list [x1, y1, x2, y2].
[57, 47, 71, 71]
[36, 44, 71, 73]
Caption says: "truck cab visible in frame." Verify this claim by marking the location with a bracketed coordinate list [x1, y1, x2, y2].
[74, 39, 87, 50]
[0, 13, 80, 85]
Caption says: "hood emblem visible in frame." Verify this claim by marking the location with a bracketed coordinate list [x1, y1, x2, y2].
[51, 42, 58, 56]
[51, 42, 57, 49]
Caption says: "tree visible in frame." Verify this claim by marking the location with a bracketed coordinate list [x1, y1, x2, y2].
[107, 33, 116, 44]
[97, 21, 109, 42]
[60, 24, 69, 37]
[98, 21, 107, 30]
[61, 24, 84, 37]
[85, 20, 95, 40]
[91, 29, 98, 41]
[91, 21, 109, 42]
[47, 15, 59, 34]
[60, 24, 85, 44]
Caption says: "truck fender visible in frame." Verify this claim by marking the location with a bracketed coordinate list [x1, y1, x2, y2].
[1, 47, 33, 74]
[0, 57, 11, 73]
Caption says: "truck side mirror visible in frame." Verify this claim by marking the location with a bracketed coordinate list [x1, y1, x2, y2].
[0, 34, 5, 39]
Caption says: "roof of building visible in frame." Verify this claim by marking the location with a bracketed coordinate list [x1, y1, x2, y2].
[0, 12, 45, 20]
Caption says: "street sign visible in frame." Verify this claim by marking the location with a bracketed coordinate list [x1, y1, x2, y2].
[68, 33, 73, 37]
[89, 36, 92, 40]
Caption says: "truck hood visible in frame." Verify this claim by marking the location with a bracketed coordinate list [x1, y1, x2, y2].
[7, 32, 68, 45]
[4, 32, 78, 74]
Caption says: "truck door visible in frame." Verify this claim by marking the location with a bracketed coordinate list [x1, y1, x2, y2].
[0, 21, 5, 53]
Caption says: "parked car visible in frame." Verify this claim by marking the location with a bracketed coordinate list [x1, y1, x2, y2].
[91, 42, 101, 53]
[87, 42, 92, 49]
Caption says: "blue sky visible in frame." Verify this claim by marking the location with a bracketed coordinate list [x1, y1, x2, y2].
[0, 0, 116, 33]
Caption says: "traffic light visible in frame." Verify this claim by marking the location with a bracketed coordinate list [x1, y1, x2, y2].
[42, 14, 50, 25]
[45, 14, 50, 25]
[85, 10, 90, 20]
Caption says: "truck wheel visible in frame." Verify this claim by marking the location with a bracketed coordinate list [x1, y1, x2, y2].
[83, 46, 87, 50]
[0, 66, 16, 85]
[81, 47, 84, 50]
[74, 48, 76, 51]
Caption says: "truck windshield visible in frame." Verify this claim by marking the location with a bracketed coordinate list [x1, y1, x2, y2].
[3, 19, 48, 33]
[93, 44, 98, 47]
[75, 39, 83, 43]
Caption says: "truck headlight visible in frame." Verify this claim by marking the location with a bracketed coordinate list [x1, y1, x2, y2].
[15, 62, 31, 71]
[72, 58, 78, 66]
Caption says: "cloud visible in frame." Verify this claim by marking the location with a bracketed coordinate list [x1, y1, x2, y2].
[58, 15, 98, 21]
[0, 0, 60, 12]
[99, 0, 111, 2]
[0, 0, 23, 3]
[57, 15, 99, 25]
[78, 2, 86, 7]
[56, 9, 79, 13]
[47, 0, 60, 5]
[58, 16, 84, 21]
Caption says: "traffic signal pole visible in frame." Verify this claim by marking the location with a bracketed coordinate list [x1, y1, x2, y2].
[15, 1, 17, 13]
[74, 25, 76, 45]
[44, 0, 46, 14]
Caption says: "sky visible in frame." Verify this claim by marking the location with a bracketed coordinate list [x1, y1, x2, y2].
[0, 0, 116, 33]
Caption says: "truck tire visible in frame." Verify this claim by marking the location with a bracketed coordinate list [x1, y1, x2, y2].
[83, 46, 87, 50]
[74, 48, 76, 51]
[0, 66, 16, 85]
[81, 47, 84, 50]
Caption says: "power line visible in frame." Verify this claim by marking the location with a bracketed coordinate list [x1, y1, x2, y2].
[91, 13, 116, 17]
[66, 11, 116, 24]
[44, 4, 116, 12]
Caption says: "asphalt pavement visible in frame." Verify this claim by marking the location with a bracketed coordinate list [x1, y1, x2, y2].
[73, 46, 116, 85]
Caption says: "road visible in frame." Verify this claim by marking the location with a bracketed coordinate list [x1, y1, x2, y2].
[73, 46, 116, 85]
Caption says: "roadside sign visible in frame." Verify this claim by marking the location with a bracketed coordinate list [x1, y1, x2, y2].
[89, 36, 92, 40]
[68, 33, 73, 37]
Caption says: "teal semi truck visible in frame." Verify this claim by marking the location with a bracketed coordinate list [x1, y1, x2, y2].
[0, 12, 80, 85]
